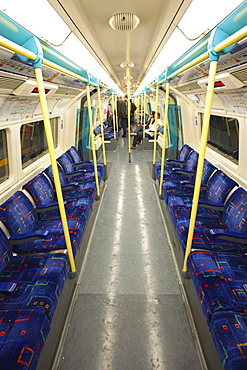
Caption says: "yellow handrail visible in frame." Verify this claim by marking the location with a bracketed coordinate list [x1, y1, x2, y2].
[152, 84, 159, 164]
[34, 67, 76, 275]
[182, 60, 218, 273]
[0, 35, 36, 60]
[111, 93, 116, 139]
[97, 87, 106, 165]
[86, 85, 100, 197]
[159, 82, 170, 195]
[214, 25, 247, 53]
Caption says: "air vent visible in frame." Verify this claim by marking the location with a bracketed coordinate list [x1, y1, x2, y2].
[55, 87, 81, 96]
[0, 76, 24, 90]
[231, 68, 247, 83]
[176, 82, 201, 92]
[109, 13, 140, 31]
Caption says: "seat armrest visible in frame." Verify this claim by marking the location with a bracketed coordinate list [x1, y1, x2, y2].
[209, 229, 247, 243]
[61, 183, 80, 191]
[36, 201, 67, 213]
[173, 169, 194, 177]
[166, 159, 185, 165]
[179, 180, 195, 188]
[0, 282, 17, 295]
[198, 200, 224, 211]
[64, 171, 86, 178]
[9, 230, 50, 245]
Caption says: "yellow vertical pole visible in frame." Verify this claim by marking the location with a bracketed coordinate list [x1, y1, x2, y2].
[86, 85, 100, 198]
[97, 87, 106, 165]
[140, 94, 143, 126]
[182, 60, 218, 273]
[115, 95, 119, 133]
[126, 69, 131, 157]
[112, 93, 116, 139]
[34, 68, 76, 275]
[143, 93, 146, 139]
[152, 83, 159, 164]
[144, 91, 147, 128]
[159, 81, 170, 195]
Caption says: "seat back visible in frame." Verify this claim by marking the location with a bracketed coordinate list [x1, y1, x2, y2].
[223, 187, 247, 232]
[0, 191, 38, 234]
[44, 165, 67, 187]
[205, 170, 238, 204]
[67, 146, 82, 164]
[184, 151, 199, 172]
[201, 159, 217, 185]
[23, 173, 55, 206]
[57, 153, 75, 173]
[0, 228, 12, 274]
[177, 144, 193, 162]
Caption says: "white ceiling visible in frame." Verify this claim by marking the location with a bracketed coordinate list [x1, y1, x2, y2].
[48, 0, 192, 93]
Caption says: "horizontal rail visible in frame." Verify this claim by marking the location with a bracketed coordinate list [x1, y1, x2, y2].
[0, 35, 36, 60]
[43, 58, 88, 83]
[214, 24, 247, 53]
[159, 23, 247, 83]
[0, 35, 91, 85]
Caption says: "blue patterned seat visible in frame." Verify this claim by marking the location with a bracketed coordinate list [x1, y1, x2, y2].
[57, 153, 102, 183]
[168, 170, 238, 225]
[0, 228, 68, 320]
[156, 150, 199, 184]
[44, 165, 96, 201]
[67, 146, 105, 179]
[173, 187, 247, 254]
[154, 144, 193, 180]
[210, 311, 247, 370]
[0, 308, 50, 370]
[23, 173, 92, 222]
[163, 159, 217, 203]
[0, 191, 84, 255]
[188, 250, 247, 324]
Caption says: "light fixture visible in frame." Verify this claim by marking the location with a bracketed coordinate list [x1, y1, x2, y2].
[120, 61, 134, 69]
[109, 12, 140, 32]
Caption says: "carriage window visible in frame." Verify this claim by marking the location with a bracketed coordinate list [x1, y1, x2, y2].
[21, 118, 58, 168]
[0, 130, 9, 183]
[203, 114, 239, 164]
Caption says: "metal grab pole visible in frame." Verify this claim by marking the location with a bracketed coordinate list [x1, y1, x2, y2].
[152, 83, 159, 164]
[86, 85, 100, 198]
[144, 91, 147, 130]
[34, 68, 76, 276]
[126, 69, 131, 162]
[182, 60, 218, 274]
[111, 93, 116, 139]
[114, 95, 119, 133]
[159, 81, 170, 196]
[97, 87, 106, 165]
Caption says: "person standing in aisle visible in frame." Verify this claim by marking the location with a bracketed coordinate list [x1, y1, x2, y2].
[117, 96, 127, 137]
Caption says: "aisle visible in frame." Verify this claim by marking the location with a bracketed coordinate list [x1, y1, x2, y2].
[58, 139, 202, 370]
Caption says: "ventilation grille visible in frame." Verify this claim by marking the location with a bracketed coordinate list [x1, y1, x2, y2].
[109, 13, 140, 31]
[55, 87, 81, 96]
[176, 82, 201, 92]
[231, 68, 247, 83]
[0, 76, 24, 90]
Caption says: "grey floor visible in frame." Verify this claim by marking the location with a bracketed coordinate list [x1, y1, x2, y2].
[58, 138, 202, 370]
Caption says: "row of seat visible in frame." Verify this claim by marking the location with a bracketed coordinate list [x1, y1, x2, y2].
[93, 122, 116, 140]
[0, 146, 105, 369]
[155, 145, 247, 369]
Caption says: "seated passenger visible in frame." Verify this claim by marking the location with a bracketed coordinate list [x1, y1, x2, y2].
[131, 112, 163, 148]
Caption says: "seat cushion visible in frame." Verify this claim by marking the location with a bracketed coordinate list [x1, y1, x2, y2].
[0, 252, 68, 320]
[188, 250, 247, 324]
[0, 309, 50, 370]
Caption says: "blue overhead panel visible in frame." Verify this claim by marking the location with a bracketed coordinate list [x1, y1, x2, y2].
[156, 1, 247, 85]
[0, 11, 92, 84]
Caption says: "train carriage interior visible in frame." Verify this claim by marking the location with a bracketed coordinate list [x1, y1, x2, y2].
[0, 0, 247, 369]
